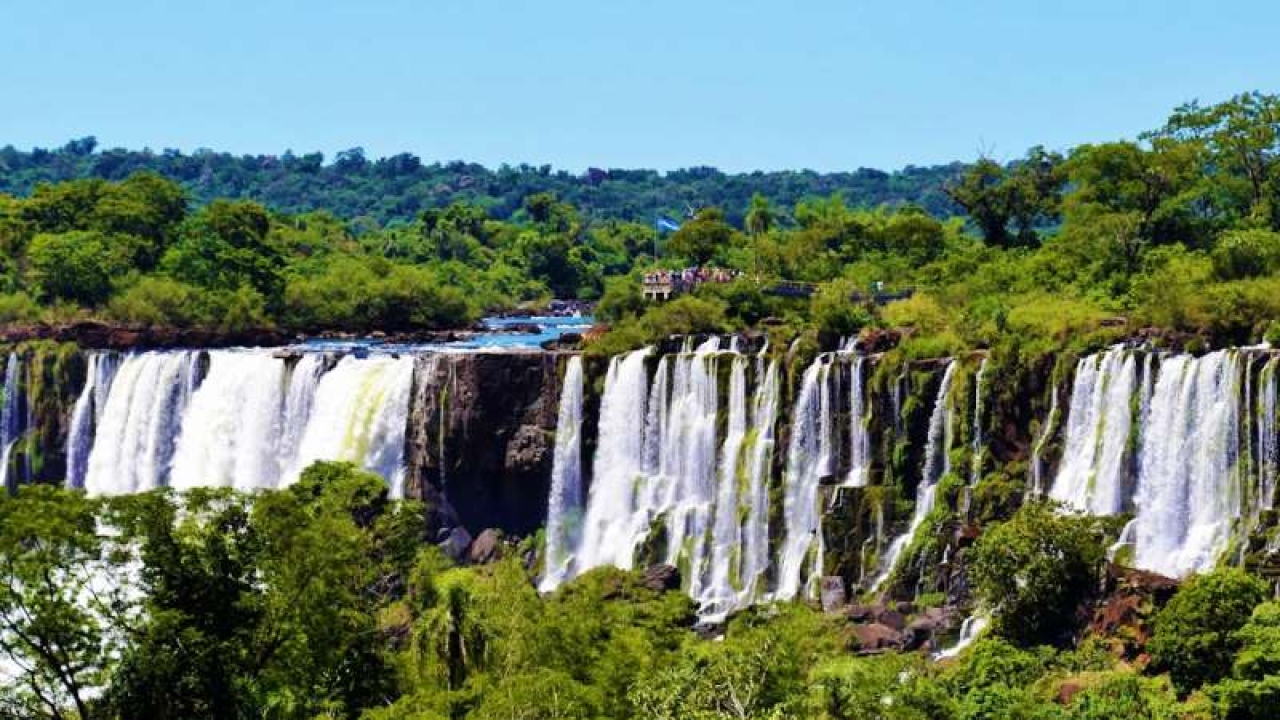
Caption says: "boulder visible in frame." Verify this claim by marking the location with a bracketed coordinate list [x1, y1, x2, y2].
[641, 564, 682, 593]
[904, 617, 940, 651]
[845, 604, 877, 623]
[875, 609, 907, 631]
[854, 623, 903, 653]
[820, 576, 847, 612]
[437, 527, 473, 562]
[467, 529, 504, 564]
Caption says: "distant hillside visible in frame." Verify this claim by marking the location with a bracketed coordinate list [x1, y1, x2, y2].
[0, 137, 965, 226]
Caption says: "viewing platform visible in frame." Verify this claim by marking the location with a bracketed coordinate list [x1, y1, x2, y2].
[642, 269, 913, 304]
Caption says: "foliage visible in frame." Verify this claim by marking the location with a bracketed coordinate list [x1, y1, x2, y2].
[1148, 568, 1268, 695]
[969, 503, 1108, 646]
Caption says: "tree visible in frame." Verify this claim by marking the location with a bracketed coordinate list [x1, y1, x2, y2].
[969, 502, 1107, 646]
[666, 207, 737, 265]
[27, 230, 129, 306]
[744, 193, 775, 236]
[946, 148, 1065, 248]
[0, 486, 123, 720]
[1156, 92, 1280, 227]
[1148, 567, 1267, 695]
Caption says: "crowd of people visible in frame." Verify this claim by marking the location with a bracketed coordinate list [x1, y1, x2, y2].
[643, 266, 743, 290]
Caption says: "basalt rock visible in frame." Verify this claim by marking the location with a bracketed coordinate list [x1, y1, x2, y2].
[641, 564, 682, 592]
[406, 351, 567, 537]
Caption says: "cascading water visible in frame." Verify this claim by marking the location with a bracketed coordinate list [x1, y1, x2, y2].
[85, 351, 203, 495]
[539, 356, 585, 592]
[575, 348, 653, 571]
[66, 352, 120, 489]
[290, 354, 415, 495]
[1029, 382, 1059, 496]
[846, 356, 870, 487]
[1049, 347, 1136, 515]
[702, 354, 748, 615]
[171, 351, 289, 491]
[0, 353, 25, 492]
[739, 357, 779, 604]
[80, 349, 414, 497]
[871, 361, 956, 593]
[776, 356, 835, 601]
[1132, 351, 1242, 577]
[970, 357, 988, 484]
[1257, 357, 1278, 514]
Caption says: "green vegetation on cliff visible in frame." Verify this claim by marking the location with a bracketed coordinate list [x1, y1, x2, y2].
[3, 469, 1278, 719]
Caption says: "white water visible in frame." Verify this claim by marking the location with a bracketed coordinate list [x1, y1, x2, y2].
[1049, 347, 1136, 515]
[1048, 347, 1280, 578]
[702, 355, 749, 614]
[1029, 382, 1059, 496]
[85, 352, 203, 495]
[871, 361, 956, 593]
[79, 349, 415, 497]
[1132, 351, 1241, 577]
[290, 355, 415, 495]
[575, 348, 653, 571]
[970, 358, 988, 484]
[539, 356, 585, 592]
[171, 352, 289, 491]
[66, 353, 121, 489]
[846, 356, 871, 487]
[933, 614, 989, 660]
[0, 353, 24, 491]
[739, 357, 780, 604]
[1258, 357, 1278, 513]
[776, 357, 835, 601]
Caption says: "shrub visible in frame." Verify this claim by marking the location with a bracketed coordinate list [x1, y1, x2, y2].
[1148, 568, 1267, 695]
[969, 503, 1107, 646]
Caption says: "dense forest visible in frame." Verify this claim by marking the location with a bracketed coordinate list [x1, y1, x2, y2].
[0, 140, 963, 227]
[5, 91, 1280, 719]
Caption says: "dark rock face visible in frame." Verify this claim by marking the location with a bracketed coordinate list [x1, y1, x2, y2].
[405, 351, 567, 538]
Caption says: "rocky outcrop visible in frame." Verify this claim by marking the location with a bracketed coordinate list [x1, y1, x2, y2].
[406, 351, 568, 537]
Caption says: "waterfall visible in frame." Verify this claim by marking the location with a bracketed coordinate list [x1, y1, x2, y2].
[1258, 357, 1278, 512]
[66, 353, 121, 489]
[933, 614, 989, 660]
[576, 349, 653, 571]
[0, 353, 24, 491]
[279, 354, 329, 476]
[846, 356, 870, 487]
[85, 352, 203, 495]
[171, 351, 289, 491]
[290, 355, 415, 496]
[871, 361, 956, 593]
[776, 357, 835, 601]
[1029, 382, 1059, 496]
[702, 355, 749, 615]
[655, 339, 720, 599]
[1132, 351, 1241, 577]
[80, 349, 413, 497]
[539, 356, 585, 593]
[970, 358, 988, 484]
[739, 357, 779, 604]
[1049, 347, 1136, 515]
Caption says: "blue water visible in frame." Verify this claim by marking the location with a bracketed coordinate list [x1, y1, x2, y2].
[295, 315, 593, 354]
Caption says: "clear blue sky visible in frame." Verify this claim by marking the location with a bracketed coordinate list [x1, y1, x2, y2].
[3, 0, 1278, 172]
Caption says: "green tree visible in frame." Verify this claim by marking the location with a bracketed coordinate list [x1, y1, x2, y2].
[667, 207, 737, 265]
[968, 503, 1107, 646]
[27, 230, 130, 306]
[0, 486, 121, 720]
[1148, 567, 1267, 695]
